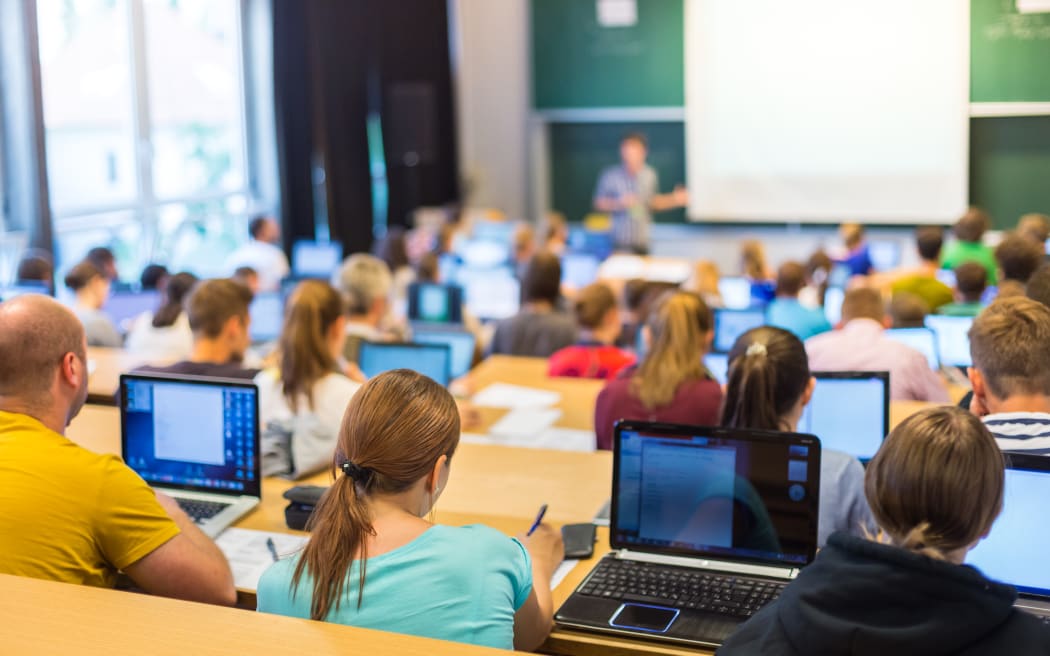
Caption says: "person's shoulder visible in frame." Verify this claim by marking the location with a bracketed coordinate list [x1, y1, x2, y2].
[434, 525, 528, 562]
[257, 555, 301, 603]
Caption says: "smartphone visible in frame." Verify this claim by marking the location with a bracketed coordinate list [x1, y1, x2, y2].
[562, 523, 597, 559]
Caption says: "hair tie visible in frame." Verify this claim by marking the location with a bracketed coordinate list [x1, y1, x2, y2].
[340, 460, 372, 483]
[746, 342, 768, 357]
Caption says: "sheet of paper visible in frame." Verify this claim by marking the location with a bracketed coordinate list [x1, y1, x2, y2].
[1018, 0, 1050, 13]
[459, 427, 596, 453]
[215, 527, 308, 591]
[551, 559, 580, 591]
[488, 408, 562, 439]
[472, 383, 561, 409]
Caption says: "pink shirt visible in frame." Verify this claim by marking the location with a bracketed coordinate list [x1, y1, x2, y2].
[804, 319, 950, 402]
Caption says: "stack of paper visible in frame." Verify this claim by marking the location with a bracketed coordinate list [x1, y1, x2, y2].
[472, 383, 561, 409]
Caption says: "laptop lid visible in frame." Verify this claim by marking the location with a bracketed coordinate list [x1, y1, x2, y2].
[704, 353, 729, 385]
[457, 266, 521, 321]
[612, 421, 820, 568]
[410, 326, 476, 379]
[292, 240, 343, 279]
[800, 372, 889, 461]
[713, 309, 767, 354]
[120, 374, 261, 499]
[885, 327, 941, 370]
[562, 253, 602, 289]
[924, 314, 973, 368]
[105, 290, 161, 331]
[718, 277, 752, 310]
[823, 287, 845, 326]
[249, 291, 284, 343]
[358, 341, 452, 387]
[967, 453, 1050, 601]
[407, 283, 464, 324]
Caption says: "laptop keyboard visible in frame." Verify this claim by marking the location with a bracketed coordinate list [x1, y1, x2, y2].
[176, 499, 230, 524]
[579, 558, 787, 617]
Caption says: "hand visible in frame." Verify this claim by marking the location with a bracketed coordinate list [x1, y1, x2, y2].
[672, 185, 689, 207]
[344, 362, 367, 384]
[519, 524, 565, 574]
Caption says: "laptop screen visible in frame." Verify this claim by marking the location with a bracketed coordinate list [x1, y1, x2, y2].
[924, 315, 973, 367]
[799, 372, 889, 461]
[967, 454, 1050, 598]
[457, 267, 521, 321]
[407, 283, 463, 324]
[249, 291, 284, 343]
[411, 328, 476, 379]
[869, 240, 901, 272]
[823, 287, 845, 326]
[292, 240, 343, 279]
[884, 327, 940, 370]
[105, 290, 160, 331]
[562, 253, 601, 289]
[713, 309, 767, 354]
[358, 342, 452, 387]
[704, 353, 729, 385]
[718, 277, 752, 310]
[120, 375, 261, 497]
[612, 422, 820, 567]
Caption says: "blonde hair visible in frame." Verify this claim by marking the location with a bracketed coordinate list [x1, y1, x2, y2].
[630, 291, 712, 409]
[740, 240, 768, 280]
[277, 280, 345, 411]
[684, 260, 721, 299]
[840, 223, 865, 250]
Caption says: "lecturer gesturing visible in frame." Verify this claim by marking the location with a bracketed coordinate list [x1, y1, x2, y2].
[593, 133, 688, 255]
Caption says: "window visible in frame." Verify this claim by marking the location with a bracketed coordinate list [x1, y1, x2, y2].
[37, 0, 250, 281]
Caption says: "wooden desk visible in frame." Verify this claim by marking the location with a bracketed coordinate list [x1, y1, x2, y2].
[86, 347, 173, 405]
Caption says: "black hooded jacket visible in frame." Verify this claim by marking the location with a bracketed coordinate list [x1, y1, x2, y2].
[718, 532, 1050, 655]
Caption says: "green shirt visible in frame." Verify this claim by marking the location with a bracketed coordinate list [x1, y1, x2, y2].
[940, 241, 998, 284]
[937, 301, 985, 317]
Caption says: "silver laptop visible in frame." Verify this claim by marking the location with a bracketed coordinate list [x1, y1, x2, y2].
[120, 373, 262, 538]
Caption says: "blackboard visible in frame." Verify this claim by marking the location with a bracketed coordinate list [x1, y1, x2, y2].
[971, 0, 1050, 102]
[970, 116, 1050, 229]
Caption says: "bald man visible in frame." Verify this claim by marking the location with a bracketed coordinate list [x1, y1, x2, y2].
[0, 295, 235, 605]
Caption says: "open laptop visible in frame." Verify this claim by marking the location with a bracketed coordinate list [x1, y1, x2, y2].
[457, 266, 521, 321]
[358, 341, 452, 387]
[105, 290, 161, 332]
[823, 286, 845, 326]
[885, 327, 941, 371]
[410, 325, 476, 379]
[712, 308, 767, 354]
[704, 353, 729, 385]
[407, 282, 464, 325]
[120, 373, 261, 538]
[562, 253, 602, 289]
[967, 452, 1050, 618]
[868, 240, 901, 272]
[556, 421, 821, 648]
[717, 277, 752, 310]
[800, 372, 890, 462]
[249, 291, 284, 343]
[291, 239, 343, 280]
[924, 314, 974, 369]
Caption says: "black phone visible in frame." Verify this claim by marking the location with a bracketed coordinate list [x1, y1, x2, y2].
[562, 523, 597, 559]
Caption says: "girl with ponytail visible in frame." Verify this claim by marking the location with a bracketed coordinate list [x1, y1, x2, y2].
[257, 369, 563, 651]
[126, 271, 198, 359]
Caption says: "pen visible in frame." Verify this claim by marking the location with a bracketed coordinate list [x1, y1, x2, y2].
[526, 504, 548, 537]
[266, 537, 280, 562]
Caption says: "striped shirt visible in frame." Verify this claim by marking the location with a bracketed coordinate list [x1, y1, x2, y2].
[593, 164, 658, 250]
[983, 412, 1050, 454]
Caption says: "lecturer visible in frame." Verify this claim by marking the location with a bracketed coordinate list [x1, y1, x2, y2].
[593, 133, 688, 255]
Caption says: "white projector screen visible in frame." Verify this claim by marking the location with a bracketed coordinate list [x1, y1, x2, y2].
[684, 0, 970, 223]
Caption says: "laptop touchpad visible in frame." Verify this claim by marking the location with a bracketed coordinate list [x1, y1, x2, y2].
[610, 604, 679, 633]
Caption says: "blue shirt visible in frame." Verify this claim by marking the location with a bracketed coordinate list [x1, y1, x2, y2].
[817, 449, 875, 546]
[257, 525, 533, 649]
[593, 164, 658, 249]
[766, 298, 832, 340]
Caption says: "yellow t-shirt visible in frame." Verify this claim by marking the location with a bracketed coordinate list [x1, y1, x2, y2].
[0, 410, 180, 588]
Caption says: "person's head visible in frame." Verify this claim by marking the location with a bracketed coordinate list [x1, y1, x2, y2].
[16, 251, 53, 287]
[623, 279, 650, 315]
[416, 251, 440, 284]
[184, 278, 254, 362]
[0, 295, 89, 427]
[512, 223, 536, 264]
[544, 213, 568, 245]
[775, 261, 806, 299]
[995, 232, 1044, 283]
[865, 406, 1003, 563]
[740, 240, 768, 280]
[840, 287, 886, 326]
[249, 215, 281, 245]
[620, 132, 649, 173]
[889, 292, 929, 329]
[373, 227, 409, 271]
[954, 261, 988, 303]
[968, 297, 1050, 410]
[139, 264, 169, 291]
[840, 223, 865, 250]
[722, 327, 812, 432]
[334, 254, 392, 324]
[291, 370, 460, 619]
[1026, 265, 1050, 309]
[278, 280, 346, 412]
[915, 226, 944, 264]
[574, 282, 620, 342]
[85, 247, 118, 281]
[806, 250, 833, 284]
[64, 260, 110, 309]
[522, 252, 562, 306]
[683, 260, 722, 302]
[152, 272, 199, 329]
[631, 291, 713, 409]
[233, 266, 260, 295]
[1017, 213, 1050, 245]
[435, 223, 456, 255]
[953, 207, 991, 244]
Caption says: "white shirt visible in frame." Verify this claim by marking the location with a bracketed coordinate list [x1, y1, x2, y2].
[225, 240, 290, 292]
[125, 312, 194, 361]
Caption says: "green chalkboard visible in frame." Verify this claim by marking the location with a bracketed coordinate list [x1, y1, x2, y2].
[532, 0, 684, 109]
[971, 0, 1050, 102]
[970, 116, 1050, 229]
[548, 121, 687, 225]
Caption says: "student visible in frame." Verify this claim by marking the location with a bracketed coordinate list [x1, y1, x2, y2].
[333, 254, 396, 362]
[511, 223, 537, 279]
[798, 249, 833, 309]
[1027, 265, 1050, 308]
[1017, 212, 1050, 246]
[888, 292, 929, 329]
[718, 405, 1050, 654]
[765, 261, 832, 340]
[232, 266, 261, 295]
[225, 214, 290, 292]
[133, 278, 258, 379]
[125, 272, 198, 361]
[805, 288, 948, 402]
[139, 264, 169, 292]
[994, 232, 1044, 285]
[548, 283, 635, 380]
[594, 291, 723, 451]
[938, 261, 987, 317]
[490, 252, 577, 357]
[889, 226, 953, 311]
[682, 259, 724, 309]
[257, 369, 563, 650]
[86, 246, 119, 282]
[941, 207, 997, 284]
[374, 228, 415, 311]
[64, 260, 122, 348]
[721, 326, 873, 546]
[835, 223, 873, 277]
[15, 250, 54, 291]
[740, 240, 775, 305]
[542, 212, 569, 256]
[0, 296, 235, 605]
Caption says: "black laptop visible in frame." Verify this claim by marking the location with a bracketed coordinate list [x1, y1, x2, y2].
[555, 421, 821, 648]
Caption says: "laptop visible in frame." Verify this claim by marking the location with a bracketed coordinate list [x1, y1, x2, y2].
[457, 266, 521, 321]
[249, 291, 285, 343]
[712, 308, 767, 354]
[562, 253, 602, 289]
[291, 239, 343, 280]
[358, 341, 452, 387]
[823, 286, 845, 326]
[410, 326, 476, 379]
[120, 374, 261, 538]
[924, 314, 974, 368]
[885, 327, 941, 371]
[407, 282, 464, 325]
[704, 353, 729, 385]
[556, 421, 821, 648]
[800, 372, 890, 462]
[717, 277, 752, 310]
[868, 240, 901, 272]
[967, 452, 1050, 618]
[105, 290, 161, 332]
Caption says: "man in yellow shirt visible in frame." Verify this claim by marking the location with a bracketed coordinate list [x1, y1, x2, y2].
[0, 295, 235, 605]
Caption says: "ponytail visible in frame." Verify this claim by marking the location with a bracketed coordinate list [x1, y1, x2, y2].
[152, 272, 198, 328]
[277, 281, 343, 411]
[721, 327, 810, 432]
[631, 291, 711, 409]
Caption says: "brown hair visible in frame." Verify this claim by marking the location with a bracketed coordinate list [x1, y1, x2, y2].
[840, 223, 865, 250]
[16, 251, 53, 284]
[512, 224, 536, 261]
[522, 252, 562, 304]
[574, 283, 617, 330]
[631, 291, 712, 409]
[373, 228, 409, 271]
[969, 297, 1050, 398]
[865, 406, 1003, 560]
[684, 260, 721, 300]
[291, 370, 460, 619]
[152, 272, 198, 328]
[775, 261, 806, 298]
[889, 292, 929, 329]
[1026, 265, 1050, 309]
[996, 279, 1026, 300]
[721, 327, 809, 431]
[915, 227, 944, 262]
[416, 252, 440, 284]
[840, 287, 885, 323]
[954, 262, 987, 302]
[995, 232, 1044, 283]
[278, 281, 345, 411]
[1018, 213, 1050, 244]
[953, 207, 991, 243]
[63, 260, 103, 292]
[740, 240, 768, 280]
[0, 296, 86, 401]
[185, 278, 254, 338]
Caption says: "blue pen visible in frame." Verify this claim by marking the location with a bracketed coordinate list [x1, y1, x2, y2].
[266, 537, 280, 562]
[526, 504, 549, 537]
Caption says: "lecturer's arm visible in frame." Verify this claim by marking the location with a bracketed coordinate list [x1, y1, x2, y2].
[649, 185, 689, 212]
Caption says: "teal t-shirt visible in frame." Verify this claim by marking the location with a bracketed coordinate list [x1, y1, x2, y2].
[766, 298, 833, 340]
[256, 525, 533, 650]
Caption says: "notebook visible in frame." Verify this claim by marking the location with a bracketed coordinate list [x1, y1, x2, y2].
[120, 374, 261, 539]
[407, 283, 464, 324]
[884, 327, 940, 371]
[357, 341, 452, 387]
[291, 240, 343, 280]
[800, 372, 890, 461]
[555, 420, 820, 648]
[410, 325, 476, 379]
[712, 309, 767, 354]
[924, 314, 974, 368]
